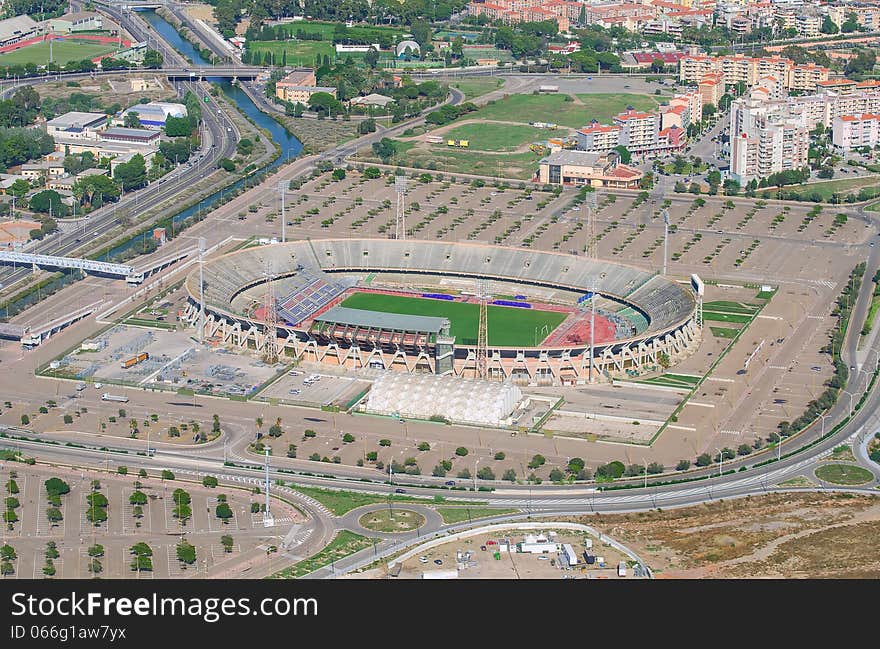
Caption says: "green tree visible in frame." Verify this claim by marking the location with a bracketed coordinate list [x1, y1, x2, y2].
[820, 15, 839, 34]
[143, 49, 163, 68]
[113, 153, 148, 191]
[216, 502, 233, 520]
[123, 111, 142, 128]
[176, 540, 197, 564]
[528, 454, 546, 469]
[202, 476, 219, 488]
[371, 137, 396, 163]
[44, 478, 70, 497]
[503, 468, 517, 482]
[455, 447, 469, 456]
[88, 544, 104, 558]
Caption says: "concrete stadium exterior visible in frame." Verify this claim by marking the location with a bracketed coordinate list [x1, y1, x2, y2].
[182, 239, 701, 385]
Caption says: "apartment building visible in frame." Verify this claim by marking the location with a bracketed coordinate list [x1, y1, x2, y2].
[698, 72, 724, 107]
[576, 122, 621, 152]
[614, 108, 660, 153]
[679, 54, 830, 90]
[730, 95, 810, 184]
[275, 68, 337, 104]
[832, 113, 880, 149]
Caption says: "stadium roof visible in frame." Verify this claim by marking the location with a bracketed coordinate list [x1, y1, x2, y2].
[315, 306, 449, 333]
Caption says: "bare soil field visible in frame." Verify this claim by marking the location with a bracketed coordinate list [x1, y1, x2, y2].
[573, 493, 880, 578]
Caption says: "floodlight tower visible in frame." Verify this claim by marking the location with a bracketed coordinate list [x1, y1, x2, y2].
[278, 180, 287, 243]
[394, 175, 407, 240]
[263, 448, 274, 527]
[263, 263, 279, 365]
[197, 237, 206, 342]
[476, 277, 490, 380]
[661, 208, 670, 276]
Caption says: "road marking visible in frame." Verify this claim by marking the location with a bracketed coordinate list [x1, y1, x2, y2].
[707, 377, 734, 383]
[720, 430, 741, 436]
[686, 401, 715, 408]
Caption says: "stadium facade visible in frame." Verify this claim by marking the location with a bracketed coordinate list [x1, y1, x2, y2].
[182, 239, 701, 385]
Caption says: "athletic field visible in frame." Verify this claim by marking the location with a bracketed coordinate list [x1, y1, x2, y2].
[340, 292, 567, 347]
[0, 40, 117, 67]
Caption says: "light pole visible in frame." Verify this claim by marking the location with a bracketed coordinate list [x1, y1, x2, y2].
[716, 447, 723, 477]
[643, 459, 648, 489]
[473, 459, 479, 492]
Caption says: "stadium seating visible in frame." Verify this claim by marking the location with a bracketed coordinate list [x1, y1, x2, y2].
[193, 239, 696, 338]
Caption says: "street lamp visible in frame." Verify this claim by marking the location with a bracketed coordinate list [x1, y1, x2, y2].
[716, 447, 723, 477]
[473, 459, 479, 492]
[643, 458, 648, 489]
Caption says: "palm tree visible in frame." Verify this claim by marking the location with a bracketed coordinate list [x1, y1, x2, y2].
[255, 416, 263, 439]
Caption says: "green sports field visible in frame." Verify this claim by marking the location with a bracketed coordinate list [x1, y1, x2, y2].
[0, 40, 118, 67]
[340, 292, 567, 347]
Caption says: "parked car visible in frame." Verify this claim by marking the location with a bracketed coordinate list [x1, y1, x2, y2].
[394, 488, 406, 494]
[444, 480, 455, 486]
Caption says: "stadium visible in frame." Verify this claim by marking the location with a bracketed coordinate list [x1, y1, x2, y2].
[182, 239, 701, 385]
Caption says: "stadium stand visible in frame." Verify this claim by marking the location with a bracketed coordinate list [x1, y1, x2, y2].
[190, 240, 695, 343]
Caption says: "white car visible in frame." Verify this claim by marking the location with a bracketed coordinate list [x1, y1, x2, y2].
[418, 556, 429, 564]
[94, 383, 103, 389]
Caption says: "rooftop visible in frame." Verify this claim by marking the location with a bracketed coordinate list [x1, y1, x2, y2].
[315, 306, 450, 334]
[46, 111, 106, 130]
[540, 149, 610, 167]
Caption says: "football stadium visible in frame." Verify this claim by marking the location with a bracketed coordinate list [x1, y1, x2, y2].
[183, 239, 701, 385]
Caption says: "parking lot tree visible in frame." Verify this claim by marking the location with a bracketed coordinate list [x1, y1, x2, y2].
[366, 451, 378, 461]
[44, 477, 70, 497]
[5, 497, 18, 510]
[46, 507, 62, 524]
[303, 428, 317, 438]
[221, 535, 234, 553]
[440, 460, 452, 471]
[3, 510, 17, 524]
[379, 439, 392, 447]
[695, 453, 712, 467]
[216, 502, 233, 521]
[528, 454, 546, 469]
[161, 470, 175, 481]
[20, 414, 29, 425]
[88, 544, 104, 558]
[89, 559, 103, 575]
[676, 459, 691, 471]
[138, 469, 147, 478]
[117, 466, 128, 475]
[503, 468, 517, 482]
[647, 462, 664, 475]
[6, 479, 18, 494]
[1, 543, 16, 560]
[477, 466, 496, 481]
[737, 444, 753, 456]
[132, 506, 144, 519]
[549, 468, 565, 482]
[202, 476, 219, 488]
[567, 457, 585, 473]
[176, 540, 197, 564]
[417, 442, 430, 451]
[130, 542, 152, 557]
[86, 493, 109, 524]
[129, 491, 147, 506]
[715, 447, 736, 461]
[90, 479, 101, 490]
[118, 409, 126, 418]
[342, 433, 355, 443]
[45, 542, 59, 560]
[309, 453, 321, 462]
[250, 502, 260, 514]
[0, 561, 13, 575]
[404, 457, 418, 466]
[455, 447, 469, 457]
[287, 444, 297, 458]
[432, 464, 447, 477]
[576, 467, 592, 481]
[131, 555, 152, 572]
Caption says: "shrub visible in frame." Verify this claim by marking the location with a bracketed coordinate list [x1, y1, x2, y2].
[455, 447, 469, 457]
[342, 433, 355, 443]
[676, 459, 691, 471]
[503, 468, 517, 482]
[527, 454, 546, 469]
[418, 442, 431, 451]
[379, 439, 391, 447]
[202, 476, 219, 488]
[494, 451, 506, 460]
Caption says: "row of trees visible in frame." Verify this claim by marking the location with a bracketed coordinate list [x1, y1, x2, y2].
[0, 49, 163, 80]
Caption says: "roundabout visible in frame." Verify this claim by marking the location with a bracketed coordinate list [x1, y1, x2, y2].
[358, 508, 427, 533]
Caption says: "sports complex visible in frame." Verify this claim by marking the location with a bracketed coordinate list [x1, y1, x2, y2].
[183, 239, 701, 385]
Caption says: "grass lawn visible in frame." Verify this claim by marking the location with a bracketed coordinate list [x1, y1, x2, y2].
[292, 485, 435, 516]
[0, 40, 117, 66]
[814, 464, 874, 485]
[460, 93, 657, 129]
[777, 475, 816, 488]
[640, 374, 700, 389]
[269, 531, 375, 578]
[828, 445, 856, 462]
[450, 77, 503, 100]
[358, 508, 425, 532]
[391, 141, 540, 179]
[441, 122, 554, 152]
[779, 175, 880, 200]
[246, 40, 334, 67]
[710, 326, 740, 339]
[433, 506, 518, 524]
[340, 291, 567, 346]
[703, 300, 760, 315]
[703, 311, 753, 324]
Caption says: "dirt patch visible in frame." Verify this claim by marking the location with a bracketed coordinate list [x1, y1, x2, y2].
[563, 493, 880, 578]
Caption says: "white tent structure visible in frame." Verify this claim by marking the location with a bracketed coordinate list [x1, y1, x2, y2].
[366, 373, 522, 426]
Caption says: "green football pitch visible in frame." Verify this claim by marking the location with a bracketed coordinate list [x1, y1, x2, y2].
[340, 292, 568, 347]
